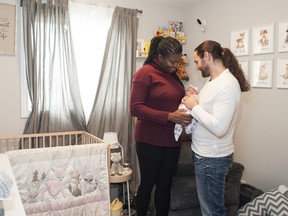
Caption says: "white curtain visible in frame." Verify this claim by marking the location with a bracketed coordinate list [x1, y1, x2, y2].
[22, 0, 86, 134]
[87, 7, 139, 191]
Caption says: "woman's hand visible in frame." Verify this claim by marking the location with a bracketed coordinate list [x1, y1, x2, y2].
[182, 95, 199, 110]
[168, 109, 192, 126]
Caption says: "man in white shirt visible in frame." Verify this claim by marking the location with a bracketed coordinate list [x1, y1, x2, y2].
[182, 40, 250, 216]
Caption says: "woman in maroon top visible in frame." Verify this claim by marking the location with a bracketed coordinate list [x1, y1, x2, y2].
[130, 36, 192, 216]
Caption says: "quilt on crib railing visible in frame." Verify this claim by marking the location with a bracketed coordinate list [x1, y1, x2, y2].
[7, 143, 110, 216]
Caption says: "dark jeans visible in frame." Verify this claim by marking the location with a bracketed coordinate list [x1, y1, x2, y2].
[136, 142, 180, 216]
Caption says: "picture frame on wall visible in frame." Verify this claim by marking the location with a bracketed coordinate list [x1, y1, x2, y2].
[238, 61, 249, 79]
[276, 58, 288, 88]
[277, 22, 288, 53]
[231, 29, 249, 56]
[251, 59, 273, 88]
[252, 24, 274, 54]
[0, 3, 16, 55]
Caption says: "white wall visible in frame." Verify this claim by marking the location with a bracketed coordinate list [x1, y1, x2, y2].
[1, 0, 287, 191]
[0, 0, 26, 135]
[182, 0, 288, 191]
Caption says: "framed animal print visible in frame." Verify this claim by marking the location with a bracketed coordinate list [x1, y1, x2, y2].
[278, 22, 288, 53]
[276, 58, 288, 88]
[238, 61, 249, 80]
[251, 59, 273, 88]
[252, 24, 274, 54]
[231, 29, 249, 56]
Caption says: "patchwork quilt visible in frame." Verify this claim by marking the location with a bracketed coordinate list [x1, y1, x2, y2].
[7, 143, 110, 216]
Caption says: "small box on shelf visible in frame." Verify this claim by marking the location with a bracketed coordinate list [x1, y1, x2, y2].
[136, 39, 149, 58]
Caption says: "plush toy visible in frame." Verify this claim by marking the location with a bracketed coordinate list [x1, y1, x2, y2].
[110, 152, 124, 175]
[176, 54, 189, 81]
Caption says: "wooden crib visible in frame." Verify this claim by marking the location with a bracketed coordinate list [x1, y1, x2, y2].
[0, 131, 105, 152]
[0, 131, 111, 216]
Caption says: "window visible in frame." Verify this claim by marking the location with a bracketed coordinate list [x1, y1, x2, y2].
[69, 2, 113, 119]
[20, 7, 32, 118]
[21, 2, 113, 120]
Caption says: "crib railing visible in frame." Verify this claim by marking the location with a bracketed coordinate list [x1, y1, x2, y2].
[0, 131, 104, 153]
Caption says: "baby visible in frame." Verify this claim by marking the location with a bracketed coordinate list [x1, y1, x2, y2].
[174, 85, 198, 141]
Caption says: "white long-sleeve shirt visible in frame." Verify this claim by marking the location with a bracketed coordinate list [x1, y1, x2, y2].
[191, 69, 241, 157]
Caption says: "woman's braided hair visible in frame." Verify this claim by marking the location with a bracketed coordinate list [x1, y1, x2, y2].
[144, 36, 182, 65]
[195, 40, 250, 92]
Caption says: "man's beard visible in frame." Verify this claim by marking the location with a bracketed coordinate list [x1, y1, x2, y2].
[200, 64, 210, 78]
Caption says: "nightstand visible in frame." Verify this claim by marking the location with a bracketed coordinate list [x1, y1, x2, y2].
[110, 168, 133, 216]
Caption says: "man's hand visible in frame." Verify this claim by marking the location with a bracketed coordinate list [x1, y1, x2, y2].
[182, 95, 199, 110]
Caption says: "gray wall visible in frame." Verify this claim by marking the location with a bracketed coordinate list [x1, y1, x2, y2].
[0, 0, 287, 191]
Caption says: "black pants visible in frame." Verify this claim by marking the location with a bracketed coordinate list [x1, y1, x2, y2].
[136, 142, 180, 216]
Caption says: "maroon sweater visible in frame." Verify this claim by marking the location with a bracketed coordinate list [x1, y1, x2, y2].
[130, 63, 185, 147]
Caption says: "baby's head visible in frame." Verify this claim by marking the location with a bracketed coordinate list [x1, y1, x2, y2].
[186, 85, 198, 96]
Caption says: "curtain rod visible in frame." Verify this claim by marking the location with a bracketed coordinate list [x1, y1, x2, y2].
[136, 9, 143, 14]
[20, 0, 143, 14]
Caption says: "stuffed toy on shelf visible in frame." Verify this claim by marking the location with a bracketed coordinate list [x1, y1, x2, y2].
[176, 54, 189, 81]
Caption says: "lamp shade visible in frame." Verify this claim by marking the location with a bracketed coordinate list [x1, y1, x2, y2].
[103, 132, 119, 145]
